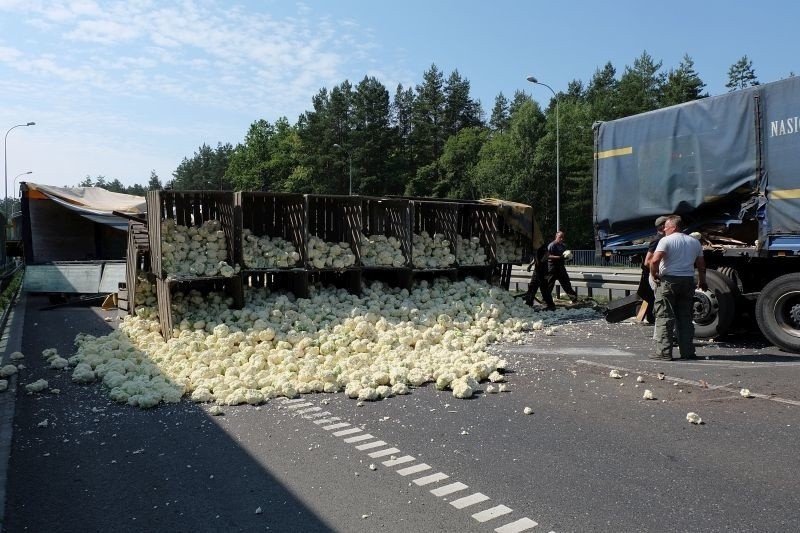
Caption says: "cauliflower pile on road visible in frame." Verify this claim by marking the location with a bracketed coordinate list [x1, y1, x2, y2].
[67, 275, 594, 408]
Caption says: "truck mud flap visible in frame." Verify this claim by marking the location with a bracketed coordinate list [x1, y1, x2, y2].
[603, 293, 641, 323]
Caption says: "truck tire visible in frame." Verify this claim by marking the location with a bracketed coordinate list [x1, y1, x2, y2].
[755, 273, 800, 353]
[692, 270, 735, 339]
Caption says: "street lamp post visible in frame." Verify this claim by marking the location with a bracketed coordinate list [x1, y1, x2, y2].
[13, 170, 32, 197]
[526, 76, 560, 231]
[4, 122, 36, 217]
[332, 143, 353, 195]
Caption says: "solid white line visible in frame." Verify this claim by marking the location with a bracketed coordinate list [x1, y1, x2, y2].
[313, 417, 340, 424]
[397, 463, 431, 476]
[368, 447, 400, 458]
[430, 482, 468, 497]
[304, 411, 332, 418]
[332, 427, 362, 437]
[413, 472, 449, 486]
[295, 407, 322, 414]
[450, 492, 489, 509]
[322, 422, 350, 430]
[382, 455, 415, 466]
[285, 402, 314, 409]
[575, 359, 800, 407]
[494, 517, 539, 533]
[344, 434, 374, 443]
[355, 440, 387, 451]
[472, 505, 513, 523]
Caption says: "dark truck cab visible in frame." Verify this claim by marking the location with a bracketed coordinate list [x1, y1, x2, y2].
[594, 76, 800, 351]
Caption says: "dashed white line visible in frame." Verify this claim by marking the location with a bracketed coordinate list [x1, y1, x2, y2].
[313, 417, 340, 424]
[430, 482, 468, 497]
[397, 463, 431, 476]
[332, 427, 362, 437]
[473, 504, 513, 523]
[494, 517, 539, 532]
[285, 402, 314, 409]
[344, 433, 374, 443]
[450, 492, 489, 509]
[282, 398, 306, 404]
[322, 422, 350, 430]
[355, 440, 387, 451]
[295, 407, 322, 414]
[368, 447, 400, 458]
[304, 411, 332, 418]
[413, 472, 449, 486]
[382, 455, 415, 466]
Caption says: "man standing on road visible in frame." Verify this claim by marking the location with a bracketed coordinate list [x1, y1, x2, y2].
[649, 215, 707, 361]
[546, 231, 578, 304]
[524, 244, 555, 310]
[637, 216, 668, 323]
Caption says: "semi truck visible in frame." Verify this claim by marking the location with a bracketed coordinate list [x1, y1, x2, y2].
[593, 75, 800, 352]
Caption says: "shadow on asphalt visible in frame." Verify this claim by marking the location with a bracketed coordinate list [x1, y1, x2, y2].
[5, 295, 332, 532]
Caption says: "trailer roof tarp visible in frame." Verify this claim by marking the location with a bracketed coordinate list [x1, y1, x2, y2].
[24, 183, 145, 230]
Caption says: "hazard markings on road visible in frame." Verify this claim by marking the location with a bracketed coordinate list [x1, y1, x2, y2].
[282, 398, 547, 532]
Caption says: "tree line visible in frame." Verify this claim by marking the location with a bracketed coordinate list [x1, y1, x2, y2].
[85, 52, 772, 247]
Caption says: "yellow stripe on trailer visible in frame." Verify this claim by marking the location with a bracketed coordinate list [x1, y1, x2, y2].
[594, 146, 633, 159]
[770, 189, 800, 200]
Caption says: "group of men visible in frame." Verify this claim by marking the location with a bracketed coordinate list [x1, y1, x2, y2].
[529, 217, 707, 362]
[523, 230, 578, 311]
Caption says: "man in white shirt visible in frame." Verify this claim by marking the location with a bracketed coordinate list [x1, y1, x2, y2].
[649, 215, 708, 361]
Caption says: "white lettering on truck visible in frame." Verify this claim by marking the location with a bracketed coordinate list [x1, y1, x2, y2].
[770, 116, 800, 136]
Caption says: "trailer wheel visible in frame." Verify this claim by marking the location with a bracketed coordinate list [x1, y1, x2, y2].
[692, 270, 735, 339]
[755, 273, 800, 353]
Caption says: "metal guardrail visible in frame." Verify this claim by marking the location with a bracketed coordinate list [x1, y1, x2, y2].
[507, 264, 640, 301]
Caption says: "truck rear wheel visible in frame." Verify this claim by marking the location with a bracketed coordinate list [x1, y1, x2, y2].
[693, 269, 735, 339]
[755, 273, 800, 353]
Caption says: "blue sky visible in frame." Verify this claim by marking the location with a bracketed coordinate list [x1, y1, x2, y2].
[0, 0, 797, 191]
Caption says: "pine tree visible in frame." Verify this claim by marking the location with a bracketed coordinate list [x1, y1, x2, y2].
[726, 55, 759, 91]
[490, 92, 510, 132]
[661, 54, 707, 106]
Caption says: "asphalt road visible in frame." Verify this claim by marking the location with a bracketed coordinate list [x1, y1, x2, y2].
[2, 295, 799, 532]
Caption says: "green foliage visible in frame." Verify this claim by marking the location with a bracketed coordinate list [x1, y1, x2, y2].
[71, 51, 760, 251]
[726, 55, 759, 91]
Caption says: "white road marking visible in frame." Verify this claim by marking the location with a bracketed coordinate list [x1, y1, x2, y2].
[286, 402, 314, 409]
[382, 455, 415, 466]
[450, 492, 489, 509]
[313, 417, 341, 424]
[344, 433, 374, 443]
[494, 517, 539, 532]
[355, 440, 387, 451]
[304, 411, 332, 418]
[430, 482, 468, 497]
[332, 427, 362, 437]
[396, 463, 431, 476]
[368, 447, 400, 458]
[322, 422, 350, 430]
[576, 359, 800, 406]
[473, 504, 513, 523]
[282, 398, 306, 404]
[295, 407, 322, 414]
[296, 403, 545, 530]
[413, 472, 449, 486]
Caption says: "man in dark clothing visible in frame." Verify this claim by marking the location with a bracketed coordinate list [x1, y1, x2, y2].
[637, 216, 668, 323]
[546, 231, 578, 303]
[524, 244, 555, 310]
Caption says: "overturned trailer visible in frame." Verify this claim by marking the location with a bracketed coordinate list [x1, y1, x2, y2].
[20, 182, 145, 295]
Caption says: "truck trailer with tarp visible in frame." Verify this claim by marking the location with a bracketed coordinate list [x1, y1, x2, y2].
[19, 182, 145, 295]
[594, 76, 800, 351]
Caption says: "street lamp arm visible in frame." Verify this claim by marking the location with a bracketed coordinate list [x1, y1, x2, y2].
[4, 121, 36, 217]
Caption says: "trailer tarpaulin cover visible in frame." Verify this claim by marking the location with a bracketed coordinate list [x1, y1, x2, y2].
[595, 88, 758, 232]
[25, 183, 145, 230]
[762, 76, 800, 235]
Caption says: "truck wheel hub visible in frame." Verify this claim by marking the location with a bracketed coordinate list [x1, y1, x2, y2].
[693, 290, 718, 325]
